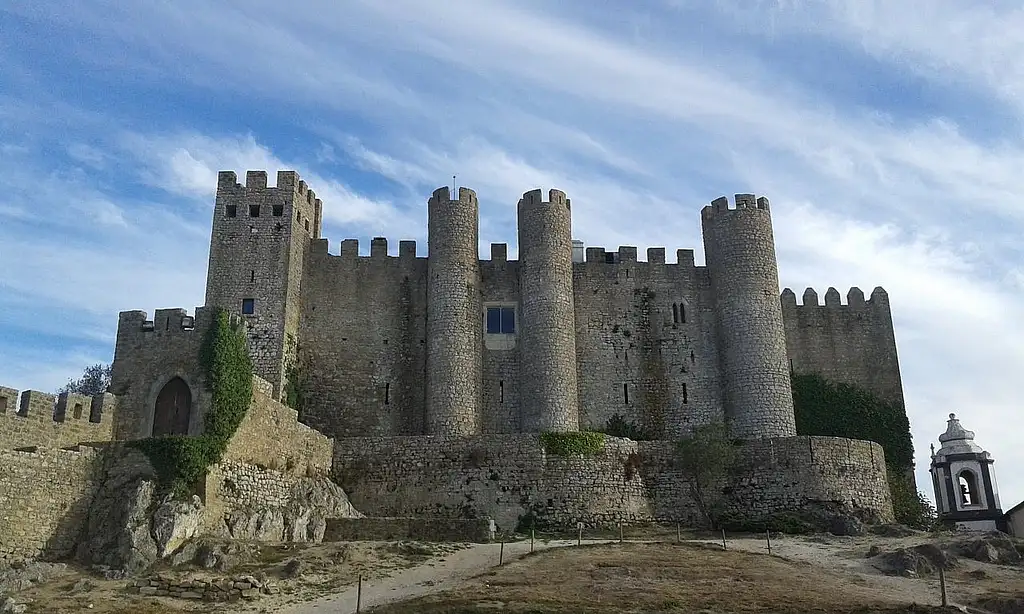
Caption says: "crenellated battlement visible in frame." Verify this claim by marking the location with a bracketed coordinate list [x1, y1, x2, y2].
[311, 238, 423, 260]
[580, 246, 697, 266]
[518, 188, 570, 209]
[0, 384, 117, 450]
[428, 186, 478, 207]
[217, 170, 323, 210]
[781, 286, 889, 308]
[699, 193, 771, 221]
[117, 307, 211, 335]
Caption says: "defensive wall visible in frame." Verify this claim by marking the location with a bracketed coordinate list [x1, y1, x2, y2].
[0, 445, 107, 562]
[0, 386, 116, 450]
[333, 434, 894, 532]
[781, 286, 904, 408]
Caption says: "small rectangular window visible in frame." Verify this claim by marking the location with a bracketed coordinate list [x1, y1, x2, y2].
[226, 204, 237, 218]
[682, 383, 688, 404]
[249, 205, 260, 217]
[241, 298, 255, 315]
[272, 204, 284, 217]
[486, 307, 516, 334]
[305, 219, 310, 232]
[623, 383, 629, 405]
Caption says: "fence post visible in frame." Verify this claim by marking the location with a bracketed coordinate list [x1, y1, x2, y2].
[676, 522, 680, 543]
[721, 528, 727, 551]
[618, 522, 623, 543]
[531, 528, 535, 553]
[356, 575, 362, 613]
[499, 539, 505, 566]
[939, 567, 948, 607]
[766, 530, 772, 555]
[577, 522, 583, 546]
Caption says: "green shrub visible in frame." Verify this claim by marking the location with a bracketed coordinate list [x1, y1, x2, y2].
[888, 466, 937, 530]
[599, 413, 655, 441]
[540, 431, 606, 456]
[130, 308, 254, 498]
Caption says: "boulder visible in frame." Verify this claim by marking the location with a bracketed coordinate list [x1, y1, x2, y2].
[151, 494, 205, 558]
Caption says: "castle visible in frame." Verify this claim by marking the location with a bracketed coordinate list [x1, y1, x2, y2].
[112, 170, 905, 443]
[0, 171, 907, 563]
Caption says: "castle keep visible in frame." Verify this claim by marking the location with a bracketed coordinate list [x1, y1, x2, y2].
[0, 170, 906, 561]
[118, 170, 902, 443]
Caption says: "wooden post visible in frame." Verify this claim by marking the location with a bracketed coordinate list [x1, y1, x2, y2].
[766, 530, 772, 555]
[531, 528, 535, 553]
[356, 575, 362, 613]
[721, 528, 727, 551]
[939, 566, 948, 607]
[577, 522, 583, 546]
[618, 523, 623, 543]
[499, 539, 505, 566]
[676, 522, 680, 543]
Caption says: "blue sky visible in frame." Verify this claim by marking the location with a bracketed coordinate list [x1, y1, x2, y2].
[1, 1, 1022, 507]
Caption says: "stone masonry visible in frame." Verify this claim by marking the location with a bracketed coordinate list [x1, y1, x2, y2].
[159, 170, 904, 443]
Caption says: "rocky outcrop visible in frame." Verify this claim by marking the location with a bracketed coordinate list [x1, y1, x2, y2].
[74, 448, 159, 577]
[152, 495, 204, 558]
[218, 476, 361, 542]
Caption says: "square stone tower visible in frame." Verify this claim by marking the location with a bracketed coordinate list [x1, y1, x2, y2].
[204, 170, 322, 399]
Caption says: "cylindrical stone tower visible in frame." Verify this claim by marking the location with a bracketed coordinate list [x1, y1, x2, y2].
[517, 188, 580, 432]
[701, 194, 796, 439]
[426, 186, 482, 436]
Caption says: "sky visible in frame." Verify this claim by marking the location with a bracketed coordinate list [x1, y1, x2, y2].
[0, 1, 1021, 508]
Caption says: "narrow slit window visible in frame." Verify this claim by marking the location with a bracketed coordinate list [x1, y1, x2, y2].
[250, 270, 255, 283]
[384, 383, 390, 405]
[672, 304, 679, 324]
[682, 383, 688, 404]
[690, 350, 695, 364]
[680, 303, 686, 323]
[499, 380, 504, 404]
[623, 383, 629, 405]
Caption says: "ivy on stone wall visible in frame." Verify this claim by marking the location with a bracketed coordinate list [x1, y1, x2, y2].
[791, 372, 914, 470]
[791, 371, 930, 527]
[130, 308, 254, 498]
[540, 431, 606, 456]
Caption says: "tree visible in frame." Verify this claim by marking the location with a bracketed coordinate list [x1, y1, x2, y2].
[58, 363, 112, 396]
[675, 421, 739, 529]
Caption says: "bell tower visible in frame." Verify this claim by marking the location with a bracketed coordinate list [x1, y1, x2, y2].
[929, 413, 1006, 532]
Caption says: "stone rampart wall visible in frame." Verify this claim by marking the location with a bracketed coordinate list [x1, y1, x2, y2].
[333, 434, 893, 532]
[0, 387, 116, 451]
[222, 380, 333, 475]
[0, 446, 107, 562]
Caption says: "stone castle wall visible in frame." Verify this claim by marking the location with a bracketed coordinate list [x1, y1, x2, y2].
[111, 307, 213, 440]
[0, 446, 107, 562]
[782, 286, 905, 408]
[333, 434, 893, 532]
[222, 377, 333, 475]
[0, 387, 116, 450]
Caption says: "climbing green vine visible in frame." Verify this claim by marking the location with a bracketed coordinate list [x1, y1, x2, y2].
[791, 371, 933, 528]
[540, 431, 606, 456]
[130, 308, 254, 498]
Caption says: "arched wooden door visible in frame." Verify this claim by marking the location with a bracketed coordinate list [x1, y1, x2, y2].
[153, 377, 192, 436]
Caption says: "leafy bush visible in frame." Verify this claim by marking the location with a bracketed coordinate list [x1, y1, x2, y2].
[600, 413, 656, 441]
[675, 422, 739, 530]
[888, 466, 937, 530]
[540, 431, 606, 456]
[130, 308, 254, 498]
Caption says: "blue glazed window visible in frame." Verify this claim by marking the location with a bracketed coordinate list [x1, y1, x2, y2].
[241, 298, 255, 315]
[486, 307, 515, 334]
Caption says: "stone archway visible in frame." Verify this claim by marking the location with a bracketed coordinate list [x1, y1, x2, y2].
[153, 377, 192, 436]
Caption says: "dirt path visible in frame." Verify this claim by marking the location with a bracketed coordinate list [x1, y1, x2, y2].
[275, 538, 614, 614]
[699, 534, 972, 611]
